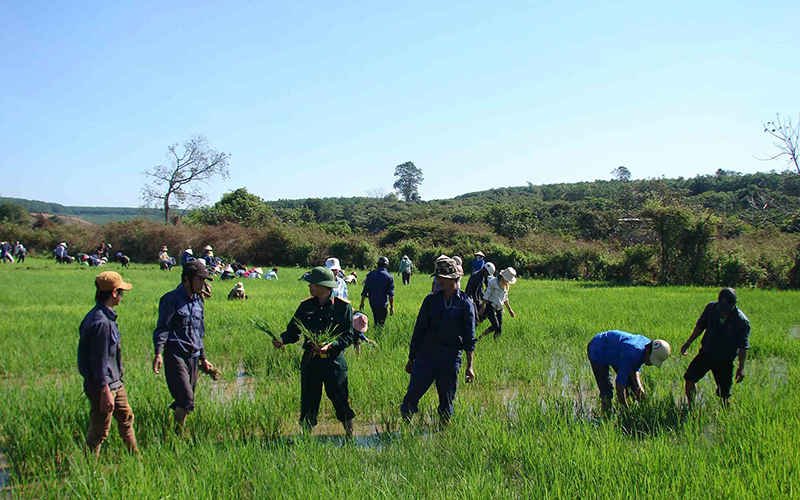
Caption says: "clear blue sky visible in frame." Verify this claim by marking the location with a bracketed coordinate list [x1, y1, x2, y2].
[2, 0, 798, 207]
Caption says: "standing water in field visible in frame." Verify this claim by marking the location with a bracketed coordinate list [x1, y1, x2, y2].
[209, 363, 255, 402]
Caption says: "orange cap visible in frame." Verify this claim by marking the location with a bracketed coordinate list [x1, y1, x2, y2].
[95, 271, 133, 291]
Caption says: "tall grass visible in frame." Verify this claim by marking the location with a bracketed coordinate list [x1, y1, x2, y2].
[0, 258, 798, 498]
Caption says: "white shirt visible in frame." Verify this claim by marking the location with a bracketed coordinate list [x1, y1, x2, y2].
[483, 277, 508, 311]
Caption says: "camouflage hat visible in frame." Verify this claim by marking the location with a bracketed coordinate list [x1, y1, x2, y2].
[302, 266, 338, 288]
[435, 257, 462, 279]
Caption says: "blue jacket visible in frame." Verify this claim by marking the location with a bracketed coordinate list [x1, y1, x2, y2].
[362, 268, 394, 307]
[409, 290, 476, 361]
[588, 331, 650, 386]
[78, 304, 124, 389]
[153, 284, 206, 359]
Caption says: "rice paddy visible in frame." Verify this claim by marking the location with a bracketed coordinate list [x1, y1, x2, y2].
[0, 258, 798, 498]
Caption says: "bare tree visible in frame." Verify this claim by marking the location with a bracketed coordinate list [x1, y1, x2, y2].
[141, 135, 231, 224]
[760, 113, 800, 174]
[365, 187, 388, 198]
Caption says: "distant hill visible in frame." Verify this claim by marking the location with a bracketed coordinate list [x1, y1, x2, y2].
[0, 197, 164, 225]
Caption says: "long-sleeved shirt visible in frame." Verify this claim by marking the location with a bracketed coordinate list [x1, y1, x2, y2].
[78, 304, 123, 389]
[153, 284, 206, 359]
[398, 258, 413, 274]
[588, 330, 649, 386]
[181, 252, 195, 265]
[361, 268, 394, 307]
[464, 270, 487, 306]
[471, 257, 484, 273]
[696, 302, 751, 361]
[483, 277, 508, 311]
[332, 276, 348, 299]
[280, 295, 354, 359]
[55, 245, 67, 258]
[408, 290, 476, 361]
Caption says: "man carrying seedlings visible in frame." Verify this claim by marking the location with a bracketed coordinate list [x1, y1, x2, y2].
[272, 266, 356, 437]
[78, 271, 139, 457]
[153, 260, 218, 429]
[587, 330, 671, 412]
[401, 257, 476, 425]
[681, 287, 750, 407]
[360, 256, 395, 327]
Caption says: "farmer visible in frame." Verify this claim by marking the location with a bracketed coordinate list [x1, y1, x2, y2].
[181, 248, 195, 266]
[465, 262, 495, 325]
[0, 241, 12, 263]
[681, 287, 750, 407]
[202, 245, 214, 267]
[272, 266, 356, 437]
[360, 256, 395, 327]
[401, 257, 476, 424]
[326, 258, 348, 299]
[152, 260, 218, 429]
[477, 267, 518, 341]
[77, 271, 139, 457]
[352, 311, 376, 354]
[587, 330, 671, 412]
[54, 242, 69, 263]
[452, 256, 464, 289]
[159, 246, 175, 270]
[398, 255, 414, 285]
[14, 241, 26, 263]
[471, 251, 485, 273]
[264, 267, 279, 280]
[430, 254, 450, 293]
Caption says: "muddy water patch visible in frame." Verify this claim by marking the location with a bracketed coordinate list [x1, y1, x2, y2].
[209, 364, 255, 403]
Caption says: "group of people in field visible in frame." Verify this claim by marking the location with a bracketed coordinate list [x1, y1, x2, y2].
[0, 241, 26, 263]
[77, 248, 750, 457]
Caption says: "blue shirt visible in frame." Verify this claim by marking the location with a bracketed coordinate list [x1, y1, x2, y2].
[588, 330, 650, 386]
[332, 276, 348, 300]
[471, 257, 484, 273]
[78, 304, 124, 390]
[361, 268, 394, 307]
[409, 289, 476, 360]
[153, 284, 206, 359]
[181, 252, 195, 265]
[697, 303, 751, 361]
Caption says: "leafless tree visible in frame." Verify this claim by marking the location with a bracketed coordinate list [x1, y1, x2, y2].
[760, 113, 800, 174]
[141, 135, 231, 224]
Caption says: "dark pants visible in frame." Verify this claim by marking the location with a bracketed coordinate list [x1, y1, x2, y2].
[485, 306, 503, 337]
[684, 348, 735, 399]
[84, 383, 138, 455]
[1, 252, 11, 263]
[300, 352, 355, 427]
[402, 271, 411, 285]
[587, 343, 634, 399]
[401, 349, 461, 418]
[164, 351, 199, 411]
[16, 252, 25, 263]
[371, 302, 388, 326]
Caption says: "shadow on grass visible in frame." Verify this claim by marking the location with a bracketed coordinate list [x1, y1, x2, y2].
[613, 396, 688, 439]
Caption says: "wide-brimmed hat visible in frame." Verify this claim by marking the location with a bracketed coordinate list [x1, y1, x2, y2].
[474, 251, 485, 257]
[302, 266, 338, 288]
[183, 260, 212, 280]
[499, 267, 517, 284]
[60, 242, 67, 247]
[234, 282, 245, 291]
[483, 262, 496, 276]
[453, 256, 462, 265]
[95, 271, 133, 291]
[325, 257, 342, 271]
[204, 245, 213, 251]
[435, 257, 462, 279]
[225, 265, 234, 273]
[717, 287, 737, 312]
[161, 246, 168, 251]
[650, 339, 671, 368]
[353, 312, 369, 333]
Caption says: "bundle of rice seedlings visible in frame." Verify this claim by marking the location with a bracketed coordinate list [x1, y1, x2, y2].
[293, 320, 341, 348]
[251, 316, 279, 341]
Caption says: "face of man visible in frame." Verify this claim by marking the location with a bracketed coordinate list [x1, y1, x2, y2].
[438, 277, 457, 294]
[185, 275, 206, 295]
[308, 283, 333, 300]
[111, 288, 124, 307]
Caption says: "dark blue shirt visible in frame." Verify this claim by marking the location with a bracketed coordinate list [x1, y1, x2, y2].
[464, 270, 486, 305]
[697, 302, 750, 361]
[153, 284, 206, 359]
[361, 268, 394, 307]
[181, 251, 195, 265]
[471, 257, 484, 273]
[78, 304, 123, 389]
[409, 289, 476, 360]
[588, 330, 650, 386]
[55, 245, 67, 258]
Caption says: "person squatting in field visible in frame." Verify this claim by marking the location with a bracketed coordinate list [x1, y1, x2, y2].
[360, 256, 394, 327]
[477, 267, 518, 340]
[272, 266, 356, 437]
[681, 287, 750, 408]
[152, 260, 218, 429]
[77, 271, 139, 457]
[401, 257, 476, 425]
[587, 330, 671, 412]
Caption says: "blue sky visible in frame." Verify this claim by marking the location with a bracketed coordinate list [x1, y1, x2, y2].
[2, 0, 798, 207]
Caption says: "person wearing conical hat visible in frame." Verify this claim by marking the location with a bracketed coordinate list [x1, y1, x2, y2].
[228, 282, 248, 300]
[273, 267, 356, 437]
[471, 251, 485, 273]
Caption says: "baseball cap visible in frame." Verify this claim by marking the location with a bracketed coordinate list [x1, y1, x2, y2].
[435, 257, 462, 279]
[483, 262, 496, 276]
[500, 267, 517, 284]
[183, 260, 213, 280]
[717, 288, 737, 312]
[96, 271, 133, 291]
[325, 257, 342, 271]
[353, 312, 369, 333]
[302, 266, 338, 288]
[650, 339, 671, 368]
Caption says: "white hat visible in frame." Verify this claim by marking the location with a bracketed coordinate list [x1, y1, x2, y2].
[403, 255, 409, 259]
[453, 256, 462, 265]
[186, 249, 193, 255]
[204, 245, 213, 251]
[234, 282, 244, 291]
[225, 265, 234, 273]
[60, 242, 67, 247]
[474, 251, 485, 257]
[499, 267, 517, 284]
[436, 254, 449, 261]
[254, 268, 264, 274]
[483, 262, 496, 276]
[650, 339, 671, 368]
[325, 257, 341, 271]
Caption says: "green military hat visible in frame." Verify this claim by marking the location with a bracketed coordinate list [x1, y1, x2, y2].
[302, 266, 338, 288]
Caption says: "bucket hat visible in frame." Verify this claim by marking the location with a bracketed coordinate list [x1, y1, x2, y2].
[435, 257, 462, 279]
[353, 312, 369, 333]
[483, 262, 496, 276]
[325, 257, 342, 271]
[500, 267, 517, 284]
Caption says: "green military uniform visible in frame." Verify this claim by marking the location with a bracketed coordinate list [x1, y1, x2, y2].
[280, 294, 355, 428]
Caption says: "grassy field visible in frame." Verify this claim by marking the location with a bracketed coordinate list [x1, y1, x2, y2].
[0, 258, 798, 499]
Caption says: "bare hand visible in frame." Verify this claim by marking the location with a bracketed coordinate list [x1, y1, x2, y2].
[153, 354, 163, 374]
[509, 310, 516, 319]
[100, 386, 114, 412]
[390, 307, 394, 316]
[359, 301, 365, 311]
[405, 359, 414, 374]
[465, 366, 476, 383]
[200, 282, 212, 299]
[735, 367, 745, 383]
[680, 342, 691, 356]
[318, 343, 332, 355]
[272, 338, 284, 349]
[201, 359, 213, 372]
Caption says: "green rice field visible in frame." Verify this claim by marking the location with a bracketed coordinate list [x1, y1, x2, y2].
[0, 258, 798, 498]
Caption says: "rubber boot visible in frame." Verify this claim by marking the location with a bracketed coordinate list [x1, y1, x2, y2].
[343, 419, 354, 440]
[174, 406, 189, 434]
